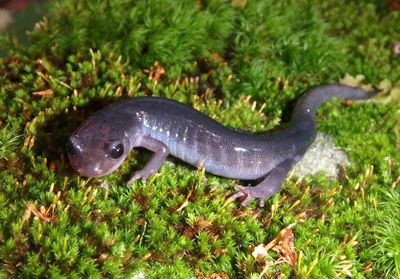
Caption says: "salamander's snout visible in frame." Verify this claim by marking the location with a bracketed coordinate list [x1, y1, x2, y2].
[66, 133, 130, 178]
[66, 135, 89, 176]
[65, 136, 83, 155]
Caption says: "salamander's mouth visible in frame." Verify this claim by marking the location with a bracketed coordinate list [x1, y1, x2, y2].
[66, 135, 129, 178]
[67, 153, 112, 177]
[66, 136, 107, 177]
[66, 148, 110, 177]
[66, 147, 125, 178]
[75, 165, 104, 177]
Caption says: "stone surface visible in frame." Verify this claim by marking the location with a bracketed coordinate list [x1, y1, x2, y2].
[292, 132, 350, 178]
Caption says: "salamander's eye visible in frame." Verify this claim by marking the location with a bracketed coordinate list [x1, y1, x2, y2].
[106, 141, 124, 159]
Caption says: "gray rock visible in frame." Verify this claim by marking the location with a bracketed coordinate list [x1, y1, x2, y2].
[292, 133, 350, 178]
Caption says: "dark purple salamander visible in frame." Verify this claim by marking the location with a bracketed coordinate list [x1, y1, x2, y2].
[66, 84, 375, 207]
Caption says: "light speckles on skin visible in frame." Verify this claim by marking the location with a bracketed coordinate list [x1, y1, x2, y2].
[183, 127, 188, 142]
[92, 163, 103, 174]
[142, 116, 150, 129]
[136, 111, 147, 119]
[205, 130, 221, 139]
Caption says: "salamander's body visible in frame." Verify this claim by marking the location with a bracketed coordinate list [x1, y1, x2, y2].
[67, 84, 375, 206]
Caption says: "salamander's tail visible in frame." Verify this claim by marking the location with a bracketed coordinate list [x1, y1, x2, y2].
[291, 84, 377, 128]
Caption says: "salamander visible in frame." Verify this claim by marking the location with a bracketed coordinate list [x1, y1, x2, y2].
[66, 84, 376, 207]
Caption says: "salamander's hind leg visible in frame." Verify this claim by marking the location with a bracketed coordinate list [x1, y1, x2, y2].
[231, 159, 295, 207]
[128, 135, 169, 186]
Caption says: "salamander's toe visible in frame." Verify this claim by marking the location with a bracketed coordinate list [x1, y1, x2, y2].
[127, 169, 151, 186]
[230, 185, 267, 207]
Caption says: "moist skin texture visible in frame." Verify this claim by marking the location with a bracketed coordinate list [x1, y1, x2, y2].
[66, 84, 375, 207]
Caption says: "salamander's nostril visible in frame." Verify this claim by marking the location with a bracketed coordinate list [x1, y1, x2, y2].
[65, 139, 76, 155]
[66, 136, 82, 155]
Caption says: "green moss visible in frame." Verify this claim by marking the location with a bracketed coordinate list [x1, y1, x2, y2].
[371, 189, 400, 279]
[0, 124, 21, 160]
[0, 0, 399, 278]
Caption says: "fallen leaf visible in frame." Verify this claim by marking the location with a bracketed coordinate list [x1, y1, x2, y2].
[264, 228, 297, 267]
[339, 74, 373, 92]
[49, 161, 56, 172]
[143, 61, 165, 81]
[142, 253, 152, 260]
[32, 89, 54, 97]
[272, 229, 296, 267]
[210, 52, 225, 63]
[24, 203, 55, 223]
[231, 0, 247, 9]
[214, 248, 228, 256]
[98, 253, 109, 261]
[339, 73, 365, 87]
[378, 79, 392, 91]
[368, 81, 400, 105]
[198, 272, 230, 279]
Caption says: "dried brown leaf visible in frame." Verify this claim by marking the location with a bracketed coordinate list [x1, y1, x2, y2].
[264, 228, 297, 267]
[272, 228, 296, 267]
[198, 272, 230, 279]
[32, 89, 54, 97]
[24, 203, 55, 223]
[143, 61, 165, 81]
[214, 248, 228, 256]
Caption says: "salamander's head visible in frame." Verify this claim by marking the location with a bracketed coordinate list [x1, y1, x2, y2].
[66, 114, 135, 177]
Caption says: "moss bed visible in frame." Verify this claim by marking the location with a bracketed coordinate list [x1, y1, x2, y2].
[0, 0, 399, 278]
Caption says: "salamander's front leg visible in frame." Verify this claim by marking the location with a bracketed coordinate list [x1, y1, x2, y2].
[231, 159, 294, 207]
[128, 135, 169, 186]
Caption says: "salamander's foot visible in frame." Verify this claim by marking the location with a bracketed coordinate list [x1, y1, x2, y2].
[230, 185, 270, 207]
[231, 159, 295, 207]
[127, 169, 153, 186]
[127, 136, 169, 187]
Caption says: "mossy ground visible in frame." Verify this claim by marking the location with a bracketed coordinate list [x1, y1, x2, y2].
[0, 0, 399, 278]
